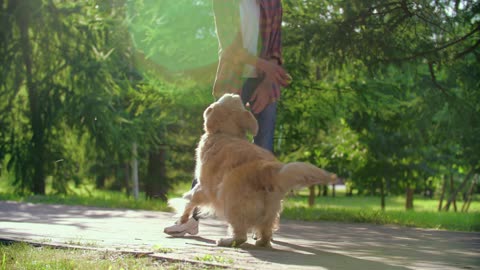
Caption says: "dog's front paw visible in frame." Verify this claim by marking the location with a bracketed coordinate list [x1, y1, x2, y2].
[255, 239, 272, 248]
[216, 237, 246, 247]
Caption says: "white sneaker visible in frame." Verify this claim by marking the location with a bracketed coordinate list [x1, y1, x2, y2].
[164, 218, 199, 237]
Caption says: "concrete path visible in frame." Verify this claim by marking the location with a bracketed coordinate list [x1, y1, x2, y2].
[0, 201, 478, 270]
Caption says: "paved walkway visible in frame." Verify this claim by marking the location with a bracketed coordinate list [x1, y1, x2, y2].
[0, 201, 478, 269]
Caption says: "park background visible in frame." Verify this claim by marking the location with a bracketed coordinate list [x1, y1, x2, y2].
[0, 0, 479, 232]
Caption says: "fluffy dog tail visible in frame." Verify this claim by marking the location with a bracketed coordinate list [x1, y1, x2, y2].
[276, 162, 337, 192]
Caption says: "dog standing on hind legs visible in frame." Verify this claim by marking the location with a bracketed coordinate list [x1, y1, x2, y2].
[175, 93, 337, 248]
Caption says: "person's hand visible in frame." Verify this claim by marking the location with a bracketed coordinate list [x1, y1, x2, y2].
[256, 58, 291, 87]
[250, 78, 277, 114]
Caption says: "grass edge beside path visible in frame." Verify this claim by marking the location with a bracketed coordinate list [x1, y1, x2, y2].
[281, 205, 480, 232]
[0, 240, 226, 270]
[0, 189, 479, 232]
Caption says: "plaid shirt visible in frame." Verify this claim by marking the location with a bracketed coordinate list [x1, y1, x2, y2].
[212, 0, 283, 101]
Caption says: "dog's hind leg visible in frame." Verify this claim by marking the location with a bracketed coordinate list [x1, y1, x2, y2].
[254, 226, 273, 248]
[217, 225, 248, 247]
[254, 213, 279, 248]
[180, 186, 207, 224]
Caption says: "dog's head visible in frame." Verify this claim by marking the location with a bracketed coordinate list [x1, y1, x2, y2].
[203, 94, 258, 137]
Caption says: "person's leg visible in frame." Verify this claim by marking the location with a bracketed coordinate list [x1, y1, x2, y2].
[190, 179, 200, 220]
[253, 101, 276, 153]
[163, 178, 200, 236]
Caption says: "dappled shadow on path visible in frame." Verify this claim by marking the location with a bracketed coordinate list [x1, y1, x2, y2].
[0, 200, 164, 230]
[245, 239, 409, 270]
[165, 235, 217, 246]
[272, 219, 480, 270]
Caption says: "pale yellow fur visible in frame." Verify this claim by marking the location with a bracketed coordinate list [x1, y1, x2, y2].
[178, 94, 336, 248]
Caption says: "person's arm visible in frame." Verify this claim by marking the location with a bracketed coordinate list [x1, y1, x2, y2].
[249, 60, 279, 114]
[213, 0, 288, 87]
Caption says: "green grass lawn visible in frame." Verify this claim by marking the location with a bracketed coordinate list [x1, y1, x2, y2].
[0, 183, 171, 212]
[0, 242, 220, 270]
[283, 197, 480, 232]
[282, 189, 480, 232]
[0, 181, 478, 232]
[282, 189, 480, 231]
[285, 190, 480, 212]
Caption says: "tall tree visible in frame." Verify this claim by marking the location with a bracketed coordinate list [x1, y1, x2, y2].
[1, 0, 133, 194]
[280, 0, 479, 207]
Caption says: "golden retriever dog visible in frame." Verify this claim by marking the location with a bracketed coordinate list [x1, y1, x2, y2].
[178, 93, 336, 248]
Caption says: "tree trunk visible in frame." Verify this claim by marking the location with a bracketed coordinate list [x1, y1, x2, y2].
[423, 177, 427, 197]
[461, 175, 477, 212]
[95, 173, 106, 189]
[316, 65, 321, 80]
[405, 186, 414, 210]
[17, 0, 46, 195]
[450, 175, 457, 211]
[131, 143, 139, 199]
[380, 179, 385, 211]
[145, 147, 168, 201]
[308, 185, 315, 207]
[346, 184, 353, 197]
[444, 175, 454, 211]
[124, 163, 131, 197]
[444, 169, 475, 211]
[438, 175, 447, 211]
[370, 183, 376, 196]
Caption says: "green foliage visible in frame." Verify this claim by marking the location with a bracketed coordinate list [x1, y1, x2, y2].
[0, 0, 139, 194]
[0, 0, 478, 210]
[279, 0, 480, 208]
[126, 0, 217, 72]
[0, 0, 211, 197]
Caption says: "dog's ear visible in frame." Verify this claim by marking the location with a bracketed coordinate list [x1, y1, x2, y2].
[204, 106, 225, 134]
[238, 110, 258, 136]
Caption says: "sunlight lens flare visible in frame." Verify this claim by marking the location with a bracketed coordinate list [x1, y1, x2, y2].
[126, 0, 219, 76]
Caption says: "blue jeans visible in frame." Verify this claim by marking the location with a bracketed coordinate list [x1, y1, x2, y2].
[241, 78, 277, 154]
